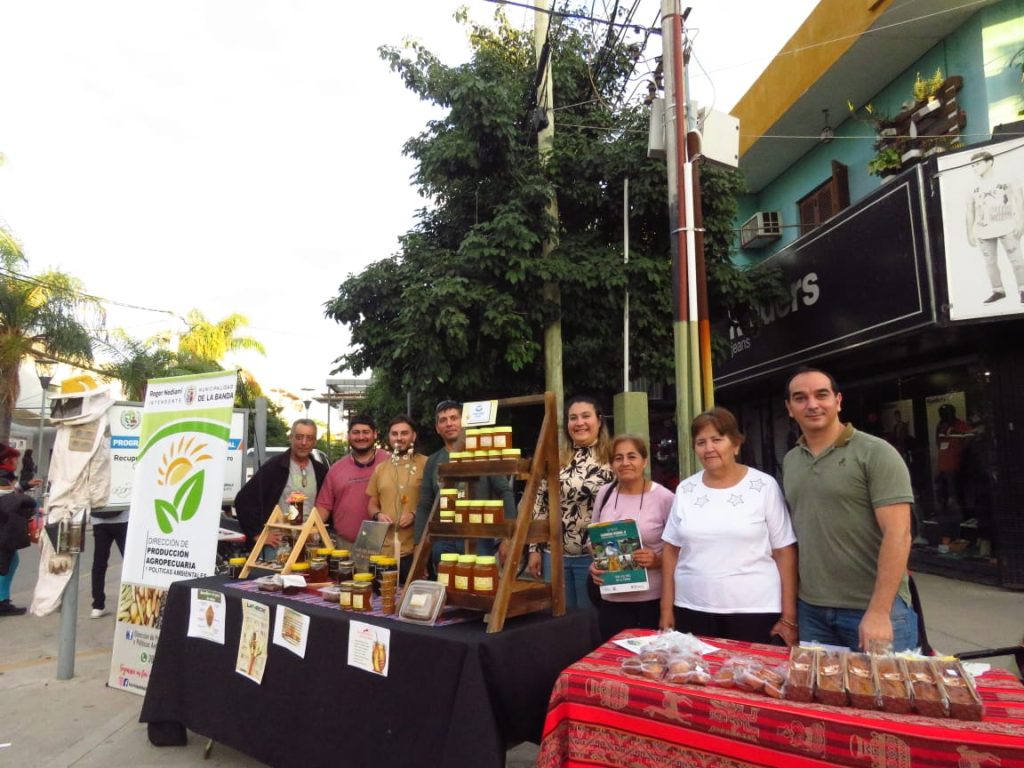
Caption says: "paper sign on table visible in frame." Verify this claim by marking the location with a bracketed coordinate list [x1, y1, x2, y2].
[272, 605, 310, 657]
[236, 599, 270, 684]
[348, 619, 390, 676]
[187, 588, 226, 644]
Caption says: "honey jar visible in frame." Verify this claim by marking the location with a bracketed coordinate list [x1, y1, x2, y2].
[473, 556, 498, 596]
[467, 501, 484, 525]
[454, 500, 471, 524]
[351, 573, 374, 612]
[436, 553, 459, 592]
[439, 488, 459, 511]
[477, 427, 495, 449]
[464, 428, 481, 451]
[482, 500, 503, 525]
[454, 555, 476, 592]
[286, 563, 309, 594]
[308, 556, 329, 583]
[492, 427, 513, 449]
[228, 557, 246, 579]
[500, 448, 522, 462]
[439, 510, 455, 524]
[338, 581, 354, 609]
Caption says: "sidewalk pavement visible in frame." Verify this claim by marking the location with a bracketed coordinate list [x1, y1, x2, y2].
[1, 541, 1019, 767]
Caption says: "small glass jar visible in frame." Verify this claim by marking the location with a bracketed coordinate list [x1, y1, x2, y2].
[286, 562, 310, 594]
[467, 501, 484, 525]
[482, 500, 503, 525]
[439, 488, 459, 511]
[436, 553, 459, 592]
[454, 555, 477, 593]
[454, 500, 471, 524]
[473, 555, 498, 596]
[464, 428, 481, 452]
[337, 559, 355, 583]
[329, 549, 347, 580]
[351, 580, 373, 612]
[492, 427, 513, 449]
[338, 581, 354, 609]
[228, 557, 246, 579]
[477, 427, 495, 449]
[439, 510, 455, 524]
[448, 451, 468, 464]
[308, 556, 329, 582]
[500, 448, 522, 462]
[486, 449, 501, 462]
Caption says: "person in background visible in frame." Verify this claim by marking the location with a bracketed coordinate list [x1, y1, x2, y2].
[660, 407, 798, 645]
[316, 415, 389, 550]
[527, 394, 614, 610]
[89, 506, 128, 619]
[0, 470, 39, 616]
[588, 435, 673, 641]
[783, 367, 916, 652]
[368, 415, 427, 580]
[19, 449, 36, 488]
[235, 419, 328, 547]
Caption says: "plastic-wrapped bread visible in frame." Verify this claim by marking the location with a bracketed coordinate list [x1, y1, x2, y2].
[784, 647, 816, 703]
[664, 654, 712, 686]
[933, 659, 983, 721]
[845, 653, 880, 710]
[905, 658, 948, 718]
[814, 651, 848, 706]
[875, 656, 913, 714]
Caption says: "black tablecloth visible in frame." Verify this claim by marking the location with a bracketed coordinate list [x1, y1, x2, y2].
[140, 576, 600, 768]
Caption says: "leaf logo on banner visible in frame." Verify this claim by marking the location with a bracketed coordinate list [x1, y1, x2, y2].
[154, 436, 213, 534]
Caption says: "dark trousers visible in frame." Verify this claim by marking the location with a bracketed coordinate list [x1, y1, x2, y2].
[597, 597, 661, 643]
[673, 606, 781, 644]
[92, 522, 128, 610]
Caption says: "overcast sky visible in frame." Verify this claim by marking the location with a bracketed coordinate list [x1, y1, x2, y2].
[0, 0, 816, 423]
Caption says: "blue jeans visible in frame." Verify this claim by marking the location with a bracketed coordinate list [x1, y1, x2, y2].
[542, 551, 594, 612]
[798, 596, 918, 652]
[0, 550, 18, 602]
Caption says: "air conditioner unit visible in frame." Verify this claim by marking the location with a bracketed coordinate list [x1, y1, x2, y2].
[739, 211, 782, 249]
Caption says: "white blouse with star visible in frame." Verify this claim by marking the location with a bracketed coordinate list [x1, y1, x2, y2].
[662, 466, 796, 614]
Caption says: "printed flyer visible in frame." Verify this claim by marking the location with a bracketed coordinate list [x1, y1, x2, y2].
[237, 599, 270, 684]
[272, 605, 310, 658]
[589, 518, 649, 594]
[348, 620, 390, 677]
[187, 588, 226, 645]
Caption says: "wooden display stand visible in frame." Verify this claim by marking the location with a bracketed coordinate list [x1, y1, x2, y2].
[406, 391, 564, 633]
[239, 505, 332, 578]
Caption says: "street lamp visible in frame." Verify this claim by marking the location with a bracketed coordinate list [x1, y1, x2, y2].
[34, 358, 56, 480]
[300, 387, 315, 419]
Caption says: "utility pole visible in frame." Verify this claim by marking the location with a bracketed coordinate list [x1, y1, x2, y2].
[535, 0, 564, 435]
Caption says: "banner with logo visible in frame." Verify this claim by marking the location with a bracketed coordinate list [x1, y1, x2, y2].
[109, 371, 237, 694]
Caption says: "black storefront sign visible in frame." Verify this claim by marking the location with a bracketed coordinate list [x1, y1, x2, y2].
[715, 176, 936, 388]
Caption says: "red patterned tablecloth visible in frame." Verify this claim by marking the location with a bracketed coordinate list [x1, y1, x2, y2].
[538, 631, 1024, 768]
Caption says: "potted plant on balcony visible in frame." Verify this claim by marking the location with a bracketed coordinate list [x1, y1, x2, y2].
[868, 146, 902, 181]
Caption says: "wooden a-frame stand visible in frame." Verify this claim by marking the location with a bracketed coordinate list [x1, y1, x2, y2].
[239, 506, 332, 578]
[406, 391, 564, 633]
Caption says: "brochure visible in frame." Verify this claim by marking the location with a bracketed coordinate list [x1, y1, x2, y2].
[589, 518, 649, 594]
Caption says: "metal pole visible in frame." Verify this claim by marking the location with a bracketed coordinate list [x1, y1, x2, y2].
[623, 177, 630, 393]
[56, 554, 80, 680]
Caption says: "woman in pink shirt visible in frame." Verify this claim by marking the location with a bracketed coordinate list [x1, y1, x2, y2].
[588, 435, 674, 641]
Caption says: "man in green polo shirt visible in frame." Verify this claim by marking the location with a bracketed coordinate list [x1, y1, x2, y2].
[783, 368, 918, 652]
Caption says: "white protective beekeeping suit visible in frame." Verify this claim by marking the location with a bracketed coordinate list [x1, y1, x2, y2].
[30, 375, 113, 616]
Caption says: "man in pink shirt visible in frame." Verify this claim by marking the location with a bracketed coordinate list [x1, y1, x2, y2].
[316, 415, 390, 549]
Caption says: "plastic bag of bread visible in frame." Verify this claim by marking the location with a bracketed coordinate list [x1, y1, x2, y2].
[664, 653, 712, 686]
[875, 655, 912, 714]
[845, 653, 880, 710]
[814, 650, 848, 706]
[905, 658, 948, 718]
[784, 647, 816, 703]
[710, 655, 742, 688]
[932, 659, 983, 721]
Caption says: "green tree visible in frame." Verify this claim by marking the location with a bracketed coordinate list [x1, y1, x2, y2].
[325, 11, 771, 411]
[0, 248, 99, 442]
[99, 330, 183, 401]
[177, 310, 266, 364]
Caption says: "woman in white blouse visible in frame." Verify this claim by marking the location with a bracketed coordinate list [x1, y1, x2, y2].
[660, 407, 798, 645]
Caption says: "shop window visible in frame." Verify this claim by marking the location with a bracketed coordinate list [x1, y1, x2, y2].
[797, 161, 850, 234]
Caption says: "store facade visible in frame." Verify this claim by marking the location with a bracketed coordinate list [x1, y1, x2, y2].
[714, 141, 1024, 588]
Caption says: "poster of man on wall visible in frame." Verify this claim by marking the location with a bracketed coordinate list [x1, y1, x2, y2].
[938, 136, 1024, 321]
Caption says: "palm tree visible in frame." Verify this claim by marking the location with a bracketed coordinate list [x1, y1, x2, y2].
[99, 330, 182, 401]
[177, 310, 266, 364]
[0, 247, 98, 442]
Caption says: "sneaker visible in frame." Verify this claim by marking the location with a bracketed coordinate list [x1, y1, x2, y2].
[0, 600, 27, 616]
[90, 608, 108, 619]
[984, 291, 1006, 303]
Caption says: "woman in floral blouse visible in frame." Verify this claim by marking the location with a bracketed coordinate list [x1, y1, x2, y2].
[528, 394, 614, 609]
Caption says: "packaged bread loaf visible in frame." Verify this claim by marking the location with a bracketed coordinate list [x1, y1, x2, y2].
[905, 658, 948, 718]
[845, 653, 880, 710]
[814, 650, 848, 707]
[875, 656, 912, 714]
[784, 647, 816, 703]
[664, 653, 712, 686]
[933, 659, 983, 721]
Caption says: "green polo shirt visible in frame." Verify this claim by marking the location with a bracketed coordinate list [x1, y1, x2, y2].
[783, 424, 913, 610]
